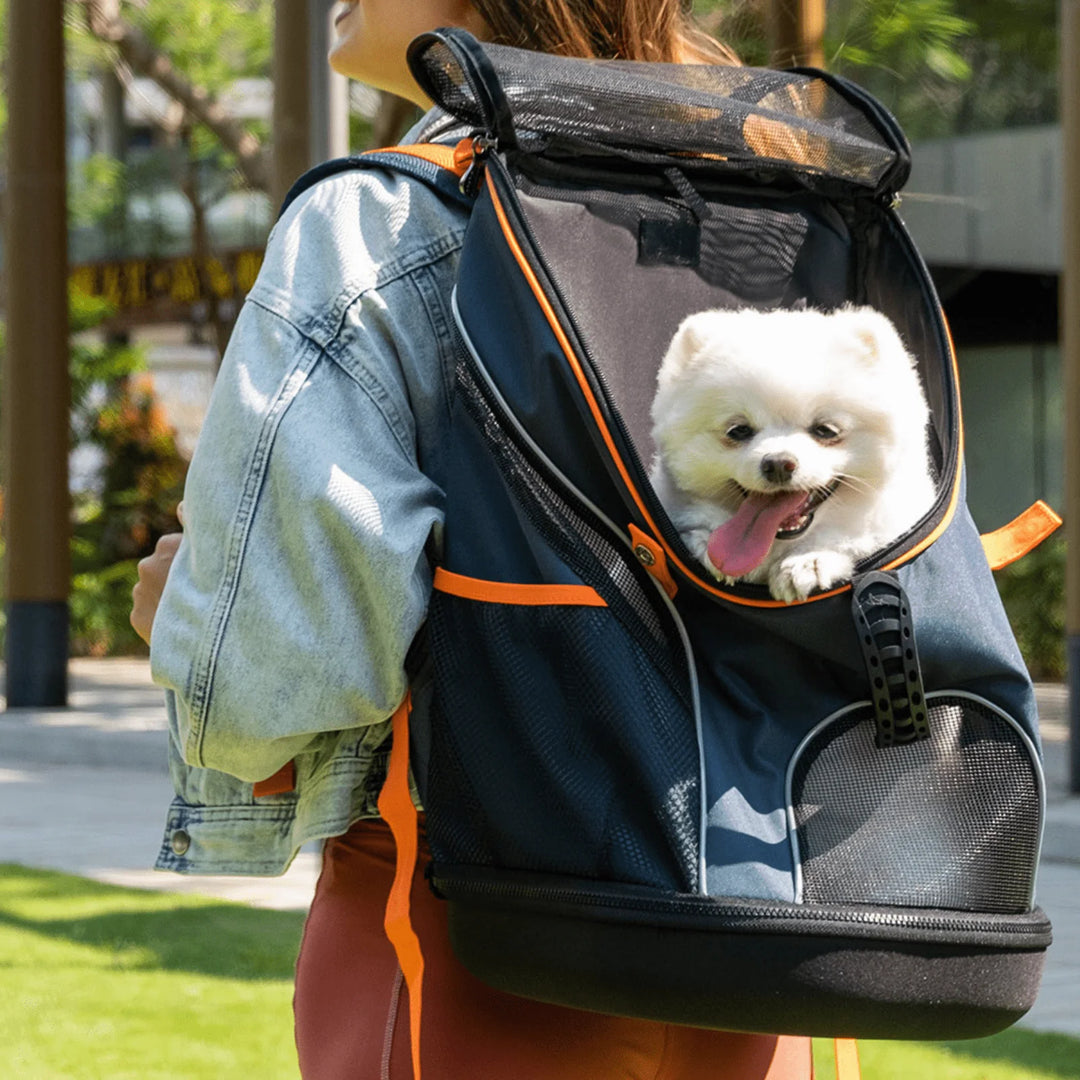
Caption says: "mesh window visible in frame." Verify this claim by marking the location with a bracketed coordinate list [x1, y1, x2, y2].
[791, 696, 1040, 914]
[413, 37, 900, 190]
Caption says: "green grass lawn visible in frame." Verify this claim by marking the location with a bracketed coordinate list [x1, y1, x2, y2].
[0, 864, 304, 1079]
[1, 864, 1077, 1079]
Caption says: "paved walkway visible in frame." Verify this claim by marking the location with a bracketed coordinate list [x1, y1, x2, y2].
[1, 658, 1077, 1035]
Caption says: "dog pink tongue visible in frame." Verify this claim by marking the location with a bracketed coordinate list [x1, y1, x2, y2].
[707, 491, 809, 578]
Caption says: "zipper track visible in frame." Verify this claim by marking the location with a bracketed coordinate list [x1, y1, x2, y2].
[487, 157, 690, 562]
[433, 873, 1052, 939]
[490, 155, 961, 596]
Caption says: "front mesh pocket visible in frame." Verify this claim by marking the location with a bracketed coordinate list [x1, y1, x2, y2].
[790, 694, 1041, 913]
[428, 594, 701, 892]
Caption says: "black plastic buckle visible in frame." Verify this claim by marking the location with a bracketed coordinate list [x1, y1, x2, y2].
[851, 571, 930, 748]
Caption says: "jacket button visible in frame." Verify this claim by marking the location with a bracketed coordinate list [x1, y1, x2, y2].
[634, 543, 656, 566]
[170, 829, 191, 856]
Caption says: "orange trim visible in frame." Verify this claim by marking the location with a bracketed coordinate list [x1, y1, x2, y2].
[834, 1038, 861, 1080]
[486, 173, 968, 605]
[487, 174, 851, 609]
[365, 141, 472, 179]
[628, 524, 679, 599]
[252, 760, 295, 798]
[433, 566, 607, 607]
[377, 693, 424, 1080]
[982, 500, 1062, 570]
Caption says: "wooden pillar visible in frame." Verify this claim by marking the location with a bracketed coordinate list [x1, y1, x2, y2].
[1062, 0, 1080, 793]
[272, 0, 312, 210]
[769, 0, 826, 70]
[3, 0, 70, 706]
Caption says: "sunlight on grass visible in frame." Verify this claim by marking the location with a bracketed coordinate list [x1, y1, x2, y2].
[0, 864, 305, 1080]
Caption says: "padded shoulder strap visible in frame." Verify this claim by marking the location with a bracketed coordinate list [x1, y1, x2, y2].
[277, 140, 477, 219]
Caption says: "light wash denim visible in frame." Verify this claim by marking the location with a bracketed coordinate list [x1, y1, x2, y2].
[152, 114, 469, 875]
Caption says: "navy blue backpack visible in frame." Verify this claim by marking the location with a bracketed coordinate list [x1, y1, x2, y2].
[285, 27, 1060, 1074]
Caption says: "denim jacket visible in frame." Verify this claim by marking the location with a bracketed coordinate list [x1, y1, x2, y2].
[152, 114, 468, 875]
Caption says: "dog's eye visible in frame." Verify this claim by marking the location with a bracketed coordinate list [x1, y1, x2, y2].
[810, 422, 842, 442]
[725, 423, 756, 443]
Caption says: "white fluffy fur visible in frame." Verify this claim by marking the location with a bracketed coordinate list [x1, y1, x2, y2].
[649, 306, 937, 603]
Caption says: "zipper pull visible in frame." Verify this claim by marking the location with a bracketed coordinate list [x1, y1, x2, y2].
[457, 133, 497, 198]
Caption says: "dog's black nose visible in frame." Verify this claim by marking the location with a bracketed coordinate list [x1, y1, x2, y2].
[761, 454, 798, 484]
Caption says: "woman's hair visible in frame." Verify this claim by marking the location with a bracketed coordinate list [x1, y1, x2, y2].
[468, 0, 740, 64]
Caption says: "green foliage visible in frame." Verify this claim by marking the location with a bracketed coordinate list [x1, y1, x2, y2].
[66, 292, 187, 657]
[69, 558, 145, 657]
[132, 0, 272, 90]
[68, 153, 127, 230]
[995, 535, 1066, 681]
[693, 0, 1057, 140]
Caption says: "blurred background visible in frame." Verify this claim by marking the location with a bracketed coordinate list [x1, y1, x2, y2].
[0, 0, 1068, 676]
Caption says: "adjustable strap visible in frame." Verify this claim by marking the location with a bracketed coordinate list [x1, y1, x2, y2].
[834, 1038, 861, 1080]
[376, 693, 424, 1080]
[277, 138, 478, 219]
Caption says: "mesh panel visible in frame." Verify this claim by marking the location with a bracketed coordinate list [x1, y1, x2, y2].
[792, 697, 1041, 913]
[424, 354, 700, 890]
[427, 597, 701, 890]
[517, 176, 810, 302]
[415, 38, 899, 189]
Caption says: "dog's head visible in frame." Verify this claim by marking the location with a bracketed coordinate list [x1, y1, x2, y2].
[650, 306, 931, 576]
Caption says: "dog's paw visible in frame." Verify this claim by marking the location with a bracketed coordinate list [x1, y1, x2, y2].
[769, 551, 854, 603]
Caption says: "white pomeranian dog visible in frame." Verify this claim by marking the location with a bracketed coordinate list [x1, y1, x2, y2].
[649, 306, 937, 603]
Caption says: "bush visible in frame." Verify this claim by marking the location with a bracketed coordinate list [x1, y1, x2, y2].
[994, 534, 1066, 681]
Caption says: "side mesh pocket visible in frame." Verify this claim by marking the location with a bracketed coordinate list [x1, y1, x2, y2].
[789, 693, 1042, 913]
[427, 589, 701, 892]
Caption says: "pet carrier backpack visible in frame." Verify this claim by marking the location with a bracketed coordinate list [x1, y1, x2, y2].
[282, 26, 1059, 1077]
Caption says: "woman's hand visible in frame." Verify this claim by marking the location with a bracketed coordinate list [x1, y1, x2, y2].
[130, 503, 184, 645]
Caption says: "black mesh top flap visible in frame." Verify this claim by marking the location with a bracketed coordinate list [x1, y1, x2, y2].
[407, 28, 910, 194]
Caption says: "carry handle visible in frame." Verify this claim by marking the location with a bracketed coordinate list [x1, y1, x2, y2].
[851, 571, 930, 749]
[407, 28, 517, 150]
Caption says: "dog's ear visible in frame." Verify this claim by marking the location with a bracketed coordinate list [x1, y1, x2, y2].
[657, 313, 712, 388]
[841, 307, 911, 369]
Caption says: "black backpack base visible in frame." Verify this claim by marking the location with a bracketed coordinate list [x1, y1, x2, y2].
[440, 876, 1050, 1039]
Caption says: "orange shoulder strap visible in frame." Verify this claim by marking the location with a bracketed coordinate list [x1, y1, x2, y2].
[364, 138, 476, 179]
[376, 693, 424, 1080]
[981, 499, 1062, 570]
[834, 1037, 861, 1080]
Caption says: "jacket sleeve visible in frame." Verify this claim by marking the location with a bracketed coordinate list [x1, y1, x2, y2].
[149, 174, 459, 782]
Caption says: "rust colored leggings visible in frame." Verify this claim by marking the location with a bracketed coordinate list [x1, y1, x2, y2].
[294, 819, 812, 1080]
